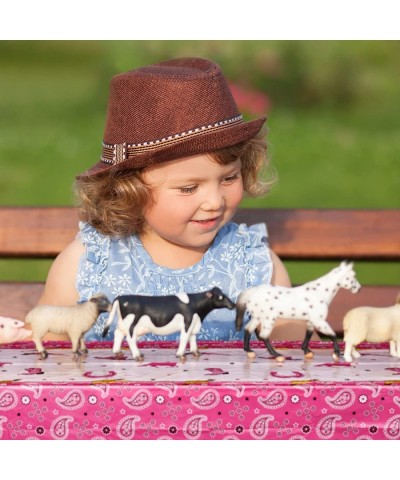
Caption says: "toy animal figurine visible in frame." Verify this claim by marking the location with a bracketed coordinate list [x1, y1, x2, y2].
[103, 287, 236, 361]
[343, 293, 400, 362]
[26, 293, 111, 359]
[236, 261, 361, 361]
[0, 316, 31, 343]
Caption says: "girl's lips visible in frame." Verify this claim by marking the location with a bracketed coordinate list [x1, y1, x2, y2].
[190, 216, 221, 229]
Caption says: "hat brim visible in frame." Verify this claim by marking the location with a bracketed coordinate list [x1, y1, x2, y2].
[76, 116, 267, 179]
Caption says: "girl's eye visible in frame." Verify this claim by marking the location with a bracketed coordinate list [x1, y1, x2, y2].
[223, 173, 240, 184]
[179, 185, 198, 194]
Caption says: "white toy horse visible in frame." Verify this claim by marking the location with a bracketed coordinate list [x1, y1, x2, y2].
[236, 261, 361, 361]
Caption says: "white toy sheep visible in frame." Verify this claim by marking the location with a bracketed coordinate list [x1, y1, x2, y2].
[26, 293, 111, 359]
[0, 316, 31, 343]
[343, 293, 400, 362]
[236, 261, 361, 361]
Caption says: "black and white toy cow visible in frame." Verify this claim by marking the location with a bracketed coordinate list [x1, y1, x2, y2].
[103, 287, 235, 361]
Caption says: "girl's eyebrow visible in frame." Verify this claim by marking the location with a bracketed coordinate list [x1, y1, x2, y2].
[169, 176, 204, 184]
[168, 166, 241, 185]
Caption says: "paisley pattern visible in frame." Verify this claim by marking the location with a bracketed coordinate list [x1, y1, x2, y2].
[123, 390, 152, 410]
[250, 415, 274, 439]
[116, 416, 140, 440]
[383, 415, 400, 440]
[325, 389, 356, 409]
[50, 416, 74, 440]
[1, 343, 399, 439]
[56, 390, 85, 410]
[183, 415, 207, 440]
[190, 389, 220, 410]
[258, 389, 288, 409]
[0, 390, 18, 411]
[316, 414, 341, 439]
[0, 416, 7, 439]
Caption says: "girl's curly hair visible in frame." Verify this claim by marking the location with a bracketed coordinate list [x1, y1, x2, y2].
[74, 127, 275, 237]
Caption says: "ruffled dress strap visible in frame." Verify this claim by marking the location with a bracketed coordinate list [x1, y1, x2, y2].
[239, 222, 273, 289]
[76, 221, 111, 302]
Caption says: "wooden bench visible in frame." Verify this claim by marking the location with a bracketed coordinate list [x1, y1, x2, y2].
[0, 206, 399, 335]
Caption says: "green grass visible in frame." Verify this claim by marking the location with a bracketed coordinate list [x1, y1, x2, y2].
[0, 40, 399, 286]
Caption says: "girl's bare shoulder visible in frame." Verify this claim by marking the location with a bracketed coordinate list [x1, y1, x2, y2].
[39, 237, 85, 306]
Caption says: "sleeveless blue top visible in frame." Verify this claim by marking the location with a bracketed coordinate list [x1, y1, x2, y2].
[76, 221, 273, 341]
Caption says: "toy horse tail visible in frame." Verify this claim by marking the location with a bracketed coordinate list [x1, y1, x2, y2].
[102, 300, 119, 338]
[235, 292, 249, 331]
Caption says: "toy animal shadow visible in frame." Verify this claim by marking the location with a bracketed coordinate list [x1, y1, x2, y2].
[102, 287, 235, 361]
[236, 261, 361, 361]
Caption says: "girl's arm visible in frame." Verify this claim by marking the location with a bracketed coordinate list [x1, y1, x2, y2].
[38, 237, 84, 306]
[36, 238, 85, 340]
[270, 249, 291, 287]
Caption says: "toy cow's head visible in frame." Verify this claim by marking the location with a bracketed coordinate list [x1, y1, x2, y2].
[205, 287, 236, 310]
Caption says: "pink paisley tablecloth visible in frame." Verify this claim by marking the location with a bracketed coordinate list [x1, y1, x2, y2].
[1, 341, 400, 440]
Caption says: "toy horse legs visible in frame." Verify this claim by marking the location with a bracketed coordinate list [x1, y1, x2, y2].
[255, 330, 285, 361]
[302, 318, 341, 361]
[243, 329, 285, 361]
[301, 326, 315, 358]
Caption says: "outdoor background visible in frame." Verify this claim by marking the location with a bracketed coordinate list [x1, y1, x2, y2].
[0, 40, 399, 286]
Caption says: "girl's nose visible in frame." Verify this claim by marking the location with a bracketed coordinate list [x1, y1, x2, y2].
[201, 186, 225, 211]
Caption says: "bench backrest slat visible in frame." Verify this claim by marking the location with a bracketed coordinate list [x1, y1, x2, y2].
[1, 207, 399, 260]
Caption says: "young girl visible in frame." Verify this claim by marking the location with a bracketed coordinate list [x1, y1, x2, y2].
[39, 57, 297, 342]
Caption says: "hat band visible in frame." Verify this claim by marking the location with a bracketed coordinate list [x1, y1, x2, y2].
[101, 114, 244, 165]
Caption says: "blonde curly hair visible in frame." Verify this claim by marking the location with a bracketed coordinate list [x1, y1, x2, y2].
[74, 127, 275, 237]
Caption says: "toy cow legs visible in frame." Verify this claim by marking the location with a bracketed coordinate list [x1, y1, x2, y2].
[175, 316, 192, 361]
[188, 313, 202, 357]
[112, 327, 126, 356]
[122, 314, 144, 361]
[189, 333, 200, 357]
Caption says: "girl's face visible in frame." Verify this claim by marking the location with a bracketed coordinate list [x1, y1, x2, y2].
[140, 154, 243, 260]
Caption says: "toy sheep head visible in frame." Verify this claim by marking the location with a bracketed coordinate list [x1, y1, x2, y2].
[90, 293, 112, 313]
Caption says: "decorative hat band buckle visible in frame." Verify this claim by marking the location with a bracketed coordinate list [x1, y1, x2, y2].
[101, 115, 244, 165]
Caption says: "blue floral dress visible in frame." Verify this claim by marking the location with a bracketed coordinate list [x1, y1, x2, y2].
[76, 221, 273, 341]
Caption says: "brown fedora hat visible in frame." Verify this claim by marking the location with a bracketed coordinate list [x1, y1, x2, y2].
[77, 57, 266, 178]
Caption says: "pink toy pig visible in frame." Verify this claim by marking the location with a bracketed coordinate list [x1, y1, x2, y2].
[0, 316, 31, 343]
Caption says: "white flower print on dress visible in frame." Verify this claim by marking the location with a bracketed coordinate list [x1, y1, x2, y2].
[77, 221, 273, 341]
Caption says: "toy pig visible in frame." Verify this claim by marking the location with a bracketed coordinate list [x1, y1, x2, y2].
[0, 316, 31, 344]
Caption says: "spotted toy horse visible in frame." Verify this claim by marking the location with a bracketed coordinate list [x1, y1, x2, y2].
[235, 261, 361, 361]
